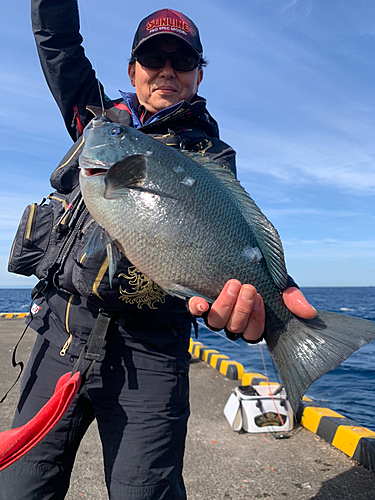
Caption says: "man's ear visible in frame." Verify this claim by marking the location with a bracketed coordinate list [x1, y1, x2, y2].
[196, 68, 203, 92]
[128, 64, 136, 87]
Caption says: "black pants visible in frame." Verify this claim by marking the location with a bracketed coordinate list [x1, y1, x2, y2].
[0, 335, 189, 499]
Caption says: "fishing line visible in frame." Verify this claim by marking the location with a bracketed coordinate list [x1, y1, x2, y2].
[198, 320, 275, 370]
[257, 342, 286, 426]
[258, 342, 270, 382]
[199, 321, 280, 383]
[199, 321, 287, 428]
[198, 320, 264, 354]
[199, 321, 281, 388]
[80, 0, 105, 114]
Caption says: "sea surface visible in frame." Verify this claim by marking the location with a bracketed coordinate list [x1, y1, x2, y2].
[1, 287, 374, 431]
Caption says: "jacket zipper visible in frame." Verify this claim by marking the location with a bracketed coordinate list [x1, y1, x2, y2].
[60, 294, 74, 356]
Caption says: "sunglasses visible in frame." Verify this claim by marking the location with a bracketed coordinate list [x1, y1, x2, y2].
[135, 49, 200, 72]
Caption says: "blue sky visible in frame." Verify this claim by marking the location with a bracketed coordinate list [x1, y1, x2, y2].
[1, 0, 374, 288]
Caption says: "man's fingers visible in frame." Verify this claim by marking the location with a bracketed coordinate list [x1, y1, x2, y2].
[224, 284, 257, 334]
[190, 285, 316, 343]
[283, 287, 317, 319]
[205, 280, 242, 330]
[188, 296, 209, 316]
[188, 280, 265, 344]
[241, 294, 265, 342]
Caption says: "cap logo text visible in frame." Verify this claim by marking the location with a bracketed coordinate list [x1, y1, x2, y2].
[146, 18, 190, 33]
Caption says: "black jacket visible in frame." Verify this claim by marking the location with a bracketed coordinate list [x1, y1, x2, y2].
[31, 0, 236, 172]
[29, 0, 238, 363]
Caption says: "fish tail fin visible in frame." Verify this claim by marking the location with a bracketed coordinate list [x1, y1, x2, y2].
[268, 311, 375, 413]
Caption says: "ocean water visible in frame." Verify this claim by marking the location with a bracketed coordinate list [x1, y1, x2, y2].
[1, 287, 374, 430]
[196, 286, 375, 432]
[0, 288, 33, 314]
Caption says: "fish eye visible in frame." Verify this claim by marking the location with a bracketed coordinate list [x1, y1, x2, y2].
[110, 125, 124, 136]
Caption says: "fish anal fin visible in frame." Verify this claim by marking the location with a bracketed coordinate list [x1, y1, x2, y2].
[161, 284, 214, 304]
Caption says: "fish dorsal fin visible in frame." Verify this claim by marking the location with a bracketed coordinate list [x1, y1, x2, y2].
[180, 150, 288, 290]
[104, 154, 147, 198]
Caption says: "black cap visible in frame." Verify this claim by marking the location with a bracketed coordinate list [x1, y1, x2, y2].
[132, 8, 203, 57]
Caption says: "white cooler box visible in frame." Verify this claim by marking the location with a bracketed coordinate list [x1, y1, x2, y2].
[224, 384, 293, 433]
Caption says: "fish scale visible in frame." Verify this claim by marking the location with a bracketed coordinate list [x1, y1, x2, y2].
[79, 116, 375, 413]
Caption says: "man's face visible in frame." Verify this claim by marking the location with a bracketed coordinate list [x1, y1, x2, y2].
[128, 37, 203, 117]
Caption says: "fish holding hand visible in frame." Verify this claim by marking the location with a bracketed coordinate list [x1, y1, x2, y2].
[79, 116, 375, 413]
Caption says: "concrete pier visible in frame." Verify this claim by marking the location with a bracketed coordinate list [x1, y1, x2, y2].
[1, 317, 375, 499]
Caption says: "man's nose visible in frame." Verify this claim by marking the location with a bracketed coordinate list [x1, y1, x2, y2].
[159, 59, 176, 77]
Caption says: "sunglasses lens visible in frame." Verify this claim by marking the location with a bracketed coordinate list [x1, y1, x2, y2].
[136, 50, 199, 71]
[137, 51, 166, 68]
[171, 53, 198, 71]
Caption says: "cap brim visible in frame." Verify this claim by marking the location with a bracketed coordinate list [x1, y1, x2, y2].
[133, 32, 201, 57]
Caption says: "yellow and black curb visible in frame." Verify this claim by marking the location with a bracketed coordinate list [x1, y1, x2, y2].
[189, 338, 375, 472]
[297, 400, 375, 471]
[189, 339, 244, 380]
[2, 319, 374, 470]
[0, 313, 29, 319]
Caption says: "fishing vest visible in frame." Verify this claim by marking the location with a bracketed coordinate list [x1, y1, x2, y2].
[8, 99, 235, 316]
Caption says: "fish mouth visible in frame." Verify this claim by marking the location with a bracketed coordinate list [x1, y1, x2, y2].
[81, 167, 108, 177]
[79, 155, 111, 177]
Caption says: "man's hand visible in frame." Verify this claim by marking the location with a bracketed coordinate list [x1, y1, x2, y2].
[188, 280, 317, 343]
[282, 287, 317, 319]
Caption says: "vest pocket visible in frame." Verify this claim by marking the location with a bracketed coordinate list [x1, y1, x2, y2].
[8, 203, 53, 277]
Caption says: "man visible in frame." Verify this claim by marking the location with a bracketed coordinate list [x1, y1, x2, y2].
[1, 2, 315, 499]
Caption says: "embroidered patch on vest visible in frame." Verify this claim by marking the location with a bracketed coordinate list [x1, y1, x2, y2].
[118, 266, 166, 309]
[194, 139, 212, 155]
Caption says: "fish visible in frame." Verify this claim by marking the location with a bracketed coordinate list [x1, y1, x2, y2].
[79, 115, 375, 413]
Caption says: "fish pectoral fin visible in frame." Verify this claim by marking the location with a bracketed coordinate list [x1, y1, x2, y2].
[268, 310, 375, 414]
[106, 241, 122, 288]
[86, 226, 122, 288]
[86, 226, 113, 257]
[104, 155, 148, 198]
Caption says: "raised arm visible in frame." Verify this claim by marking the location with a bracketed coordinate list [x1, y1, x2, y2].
[31, 0, 103, 139]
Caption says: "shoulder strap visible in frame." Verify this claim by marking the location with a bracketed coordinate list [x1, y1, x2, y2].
[50, 136, 84, 193]
[71, 309, 114, 386]
[31, 191, 88, 301]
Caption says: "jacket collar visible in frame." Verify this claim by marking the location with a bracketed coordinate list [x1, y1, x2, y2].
[87, 92, 220, 138]
[118, 91, 216, 133]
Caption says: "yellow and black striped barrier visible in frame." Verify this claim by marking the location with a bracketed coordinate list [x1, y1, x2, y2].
[3, 318, 374, 470]
[189, 337, 375, 472]
[189, 339, 244, 380]
[297, 400, 375, 471]
[0, 312, 29, 319]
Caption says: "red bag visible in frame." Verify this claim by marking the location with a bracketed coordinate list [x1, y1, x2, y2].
[0, 371, 81, 471]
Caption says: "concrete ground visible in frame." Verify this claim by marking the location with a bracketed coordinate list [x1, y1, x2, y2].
[1, 318, 375, 499]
